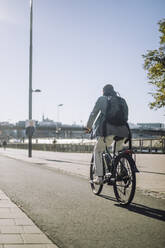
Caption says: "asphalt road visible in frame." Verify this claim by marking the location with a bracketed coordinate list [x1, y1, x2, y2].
[0, 155, 164, 248]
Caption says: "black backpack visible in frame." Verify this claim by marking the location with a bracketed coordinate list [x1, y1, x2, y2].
[105, 95, 128, 126]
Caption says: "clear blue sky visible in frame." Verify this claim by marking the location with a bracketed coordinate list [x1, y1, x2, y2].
[0, 0, 165, 125]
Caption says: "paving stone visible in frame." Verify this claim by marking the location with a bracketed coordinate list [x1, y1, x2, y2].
[9, 208, 26, 217]
[0, 220, 15, 226]
[0, 234, 23, 244]
[0, 200, 11, 203]
[0, 226, 24, 234]
[0, 213, 12, 219]
[0, 212, 25, 219]
[14, 218, 34, 226]
[0, 202, 17, 208]
[4, 245, 48, 248]
[21, 234, 52, 244]
[10, 208, 24, 214]
[0, 194, 10, 200]
[46, 245, 59, 248]
[0, 209, 11, 214]
[23, 226, 42, 234]
[13, 211, 27, 218]
[12, 213, 27, 219]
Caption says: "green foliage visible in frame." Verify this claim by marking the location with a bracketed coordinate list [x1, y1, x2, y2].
[159, 19, 165, 44]
[142, 19, 165, 109]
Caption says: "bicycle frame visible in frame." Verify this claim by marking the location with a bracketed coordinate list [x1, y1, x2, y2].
[103, 135, 139, 174]
[90, 125, 138, 204]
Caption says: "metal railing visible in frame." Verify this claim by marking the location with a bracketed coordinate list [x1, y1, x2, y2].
[132, 138, 165, 154]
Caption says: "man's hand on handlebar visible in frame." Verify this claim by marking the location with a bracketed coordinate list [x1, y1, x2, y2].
[84, 127, 91, 133]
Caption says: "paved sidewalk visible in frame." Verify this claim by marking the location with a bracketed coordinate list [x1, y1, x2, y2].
[0, 190, 58, 247]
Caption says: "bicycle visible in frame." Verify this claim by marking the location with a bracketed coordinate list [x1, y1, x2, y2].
[89, 134, 139, 206]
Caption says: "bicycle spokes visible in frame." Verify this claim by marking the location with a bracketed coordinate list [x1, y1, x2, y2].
[113, 155, 136, 206]
[90, 156, 103, 195]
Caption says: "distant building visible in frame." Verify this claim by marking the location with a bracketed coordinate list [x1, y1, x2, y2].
[128, 123, 139, 129]
[1, 119, 165, 139]
[16, 121, 26, 127]
[137, 123, 165, 129]
[0, 121, 13, 127]
[38, 115, 59, 127]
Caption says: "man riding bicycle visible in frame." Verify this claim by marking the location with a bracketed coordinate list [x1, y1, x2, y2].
[85, 84, 129, 185]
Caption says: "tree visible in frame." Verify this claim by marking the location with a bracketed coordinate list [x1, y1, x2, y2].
[142, 19, 165, 109]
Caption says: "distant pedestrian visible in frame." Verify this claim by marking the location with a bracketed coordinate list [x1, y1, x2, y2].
[2, 140, 7, 150]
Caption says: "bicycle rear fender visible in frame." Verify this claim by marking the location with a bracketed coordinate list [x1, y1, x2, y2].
[131, 158, 139, 173]
[119, 151, 139, 173]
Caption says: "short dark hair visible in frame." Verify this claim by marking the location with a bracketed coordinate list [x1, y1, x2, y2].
[103, 84, 115, 96]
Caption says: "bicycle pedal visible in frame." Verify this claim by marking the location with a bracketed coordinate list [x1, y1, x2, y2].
[103, 178, 107, 184]
[107, 178, 115, 185]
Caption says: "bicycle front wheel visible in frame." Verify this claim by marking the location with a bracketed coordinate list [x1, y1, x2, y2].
[113, 153, 136, 206]
[90, 155, 103, 195]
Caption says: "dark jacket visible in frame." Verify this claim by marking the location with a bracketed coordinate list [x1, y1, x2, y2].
[87, 95, 129, 138]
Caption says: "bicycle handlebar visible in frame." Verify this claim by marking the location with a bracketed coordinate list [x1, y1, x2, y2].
[83, 127, 92, 134]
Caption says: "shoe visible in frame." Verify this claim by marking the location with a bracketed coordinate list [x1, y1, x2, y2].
[93, 176, 103, 185]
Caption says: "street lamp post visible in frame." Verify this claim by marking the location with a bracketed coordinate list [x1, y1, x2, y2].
[28, 0, 33, 157]
[57, 104, 63, 123]
[28, 0, 41, 157]
[56, 104, 63, 138]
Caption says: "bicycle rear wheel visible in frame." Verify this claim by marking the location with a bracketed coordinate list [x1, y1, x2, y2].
[90, 155, 103, 195]
[113, 153, 136, 206]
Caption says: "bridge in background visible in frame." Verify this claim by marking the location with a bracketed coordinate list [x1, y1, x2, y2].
[0, 124, 165, 140]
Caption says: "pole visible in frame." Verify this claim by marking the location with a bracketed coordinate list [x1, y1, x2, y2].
[56, 104, 63, 139]
[28, 0, 33, 157]
[57, 105, 59, 139]
[57, 104, 63, 122]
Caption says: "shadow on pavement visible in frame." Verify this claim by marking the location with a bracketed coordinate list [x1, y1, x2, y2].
[99, 194, 117, 203]
[140, 170, 165, 175]
[99, 193, 165, 222]
[115, 202, 165, 222]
